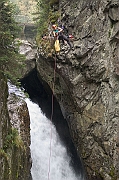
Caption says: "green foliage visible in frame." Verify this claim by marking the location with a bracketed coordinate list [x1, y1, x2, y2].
[0, 0, 26, 84]
[4, 128, 24, 150]
[0, 1, 20, 48]
[35, 0, 59, 39]
[49, 10, 60, 24]
[35, 0, 50, 35]
[4, 52, 26, 85]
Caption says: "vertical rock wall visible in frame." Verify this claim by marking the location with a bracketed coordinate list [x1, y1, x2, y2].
[0, 72, 31, 180]
[0, 72, 10, 180]
[36, 0, 119, 179]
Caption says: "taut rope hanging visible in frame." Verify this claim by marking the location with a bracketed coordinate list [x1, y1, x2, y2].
[48, 54, 57, 180]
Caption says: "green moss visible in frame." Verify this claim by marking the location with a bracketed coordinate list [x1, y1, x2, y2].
[0, 148, 10, 180]
[109, 166, 117, 180]
[0, 149, 8, 160]
[108, 30, 111, 38]
[49, 11, 60, 24]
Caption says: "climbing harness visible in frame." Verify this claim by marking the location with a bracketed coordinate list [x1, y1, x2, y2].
[48, 53, 57, 180]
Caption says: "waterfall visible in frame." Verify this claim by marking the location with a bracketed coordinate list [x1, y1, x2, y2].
[8, 82, 84, 180]
[26, 98, 82, 180]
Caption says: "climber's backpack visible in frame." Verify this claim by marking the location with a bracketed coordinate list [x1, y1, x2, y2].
[54, 39, 60, 52]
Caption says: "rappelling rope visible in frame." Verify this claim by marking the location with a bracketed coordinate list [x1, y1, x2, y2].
[48, 53, 57, 180]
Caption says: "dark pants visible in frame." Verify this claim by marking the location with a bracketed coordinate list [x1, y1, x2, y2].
[59, 34, 72, 48]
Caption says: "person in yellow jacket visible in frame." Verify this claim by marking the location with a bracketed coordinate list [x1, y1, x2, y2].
[52, 24, 72, 49]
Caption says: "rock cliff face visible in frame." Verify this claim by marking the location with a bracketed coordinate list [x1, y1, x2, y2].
[0, 72, 31, 180]
[34, 0, 119, 179]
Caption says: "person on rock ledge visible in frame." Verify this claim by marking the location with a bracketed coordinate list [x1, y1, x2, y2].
[52, 24, 72, 49]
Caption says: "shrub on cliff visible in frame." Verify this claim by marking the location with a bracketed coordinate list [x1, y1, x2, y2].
[34, 0, 59, 41]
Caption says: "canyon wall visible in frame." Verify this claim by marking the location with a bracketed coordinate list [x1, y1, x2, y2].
[35, 0, 119, 179]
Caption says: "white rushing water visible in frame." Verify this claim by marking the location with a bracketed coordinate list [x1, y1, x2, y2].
[8, 82, 82, 180]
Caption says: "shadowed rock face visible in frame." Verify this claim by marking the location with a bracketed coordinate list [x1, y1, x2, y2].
[19, 0, 119, 179]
